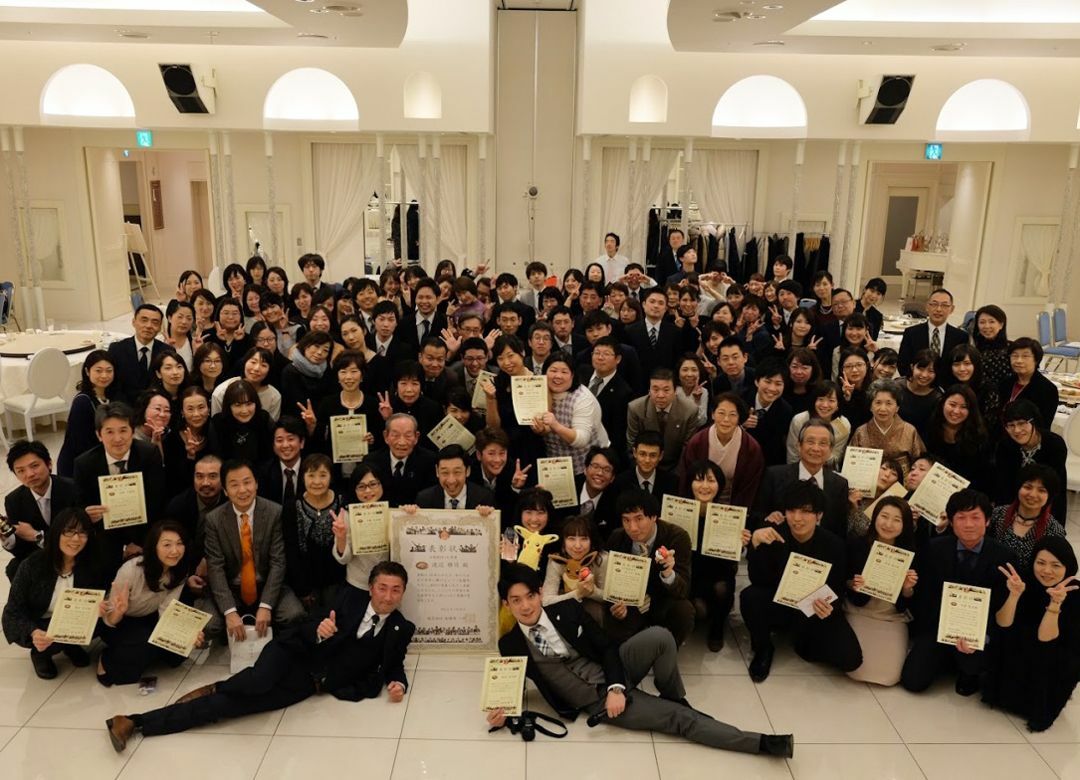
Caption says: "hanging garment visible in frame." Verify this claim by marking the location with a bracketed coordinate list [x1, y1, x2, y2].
[726, 228, 740, 281]
[741, 236, 759, 283]
[794, 232, 808, 288]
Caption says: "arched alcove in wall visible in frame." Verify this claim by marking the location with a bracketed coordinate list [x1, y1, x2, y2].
[628, 75, 668, 123]
[711, 74, 807, 138]
[40, 64, 136, 126]
[936, 79, 1030, 141]
[263, 68, 360, 130]
[403, 71, 443, 119]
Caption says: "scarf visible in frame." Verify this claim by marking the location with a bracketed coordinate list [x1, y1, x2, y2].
[1004, 499, 1054, 542]
[291, 351, 327, 378]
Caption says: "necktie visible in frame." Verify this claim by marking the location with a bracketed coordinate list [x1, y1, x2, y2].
[283, 468, 296, 507]
[642, 480, 651, 493]
[114, 459, 127, 475]
[957, 548, 977, 575]
[649, 326, 658, 347]
[394, 461, 404, 478]
[139, 346, 149, 373]
[930, 327, 941, 357]
[529, 625, 553, 657]
[239, 512, 257, 606]
[420, 319, 430, 342]
[361, 614, 380, 640]
[38, 497, 50, 525]
[378, 344, 387, 357]
[581, 499, 595, 515]
[631, 289, 639, 301]
[756, 407, 767, 424]
[657, 409, 668, 437]
[633, 542, 649, 557]
[588, 375, 603, 396]
[450, 497, 460, 510]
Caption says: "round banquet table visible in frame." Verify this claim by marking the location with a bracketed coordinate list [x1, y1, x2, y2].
[0, 330, 120, 402]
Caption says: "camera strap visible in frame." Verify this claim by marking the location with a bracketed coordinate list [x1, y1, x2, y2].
[488, 710, 568, 739]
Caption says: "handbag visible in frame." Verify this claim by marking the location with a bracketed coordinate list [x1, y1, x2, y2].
[227, 614, 273, 674]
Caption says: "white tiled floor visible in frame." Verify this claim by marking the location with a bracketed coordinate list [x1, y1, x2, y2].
[0, 315, 1077, 778]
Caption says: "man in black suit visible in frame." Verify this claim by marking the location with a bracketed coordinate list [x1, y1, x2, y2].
[365, 301, 414, 367]
[577, 313, 642, 393]
[106, 562, 415, 751]
[106, 304, 169, 405]
[164, 454, 225, 569]
[490, 564, 792, 757]
[414, 445, 495, 509]
[741, 358, 794, 467]
[901, 489, 1016, 696]
[257, 417, 307, 507]
[714, 337, 755, 396]
[400, 279, 449, 350]
[447, 337, 492, 410]
[73, 402, 164, 566]
[493, 273, 536, 335]
[417, 337, 458, 406]
[897, 288, 969, 376]
[654, 227, 685, 285]
[573, 447, 620, 536]
[577, 335, 633, 452]
[606, 491, 694, 645]
[623, 289, 683, 378]
[611, 432, 677, 499]
[362, 413, 437, 506]
[470, 428, 528, 510]
[752, 417, 849, 537]
[2, 440, 77, 581]
[549, 307, 588, 359]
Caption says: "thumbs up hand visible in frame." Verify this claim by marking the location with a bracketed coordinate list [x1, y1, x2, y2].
[317, 610, 338, 640]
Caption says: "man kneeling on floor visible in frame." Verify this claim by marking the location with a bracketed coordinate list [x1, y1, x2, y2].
[106, 561, 414, 751]
[487, 563, 794, 758]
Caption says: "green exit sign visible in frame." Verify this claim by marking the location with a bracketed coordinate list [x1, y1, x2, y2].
[136, 129, 153, 148]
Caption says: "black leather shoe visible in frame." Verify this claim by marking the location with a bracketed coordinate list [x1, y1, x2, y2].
[760, 734, 794, 758]
[31, 653, 57, 680]
[63, 646, 90, 667]
[706, 621, 725, 652]
[955, 674, 980, 697]
[106, 716, 136, 753]
[748, 645, 775, 683]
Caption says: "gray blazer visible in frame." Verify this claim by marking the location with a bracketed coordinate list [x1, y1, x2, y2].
[625, 395, 700, 470]
[203, 497, 287, 614]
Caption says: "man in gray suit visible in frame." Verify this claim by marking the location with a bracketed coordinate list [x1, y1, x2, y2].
[625, 369, 699, 471]
[198, 459, 306, 642]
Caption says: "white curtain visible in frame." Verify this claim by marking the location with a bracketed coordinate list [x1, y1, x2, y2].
[437, 145, 468, 263]
[694, 149, 758, 228]
[628, 149, 680, 264]
[1019, 223, 1057, 297]
[598, 147, 629, 260]
[312, 143, 381, 269]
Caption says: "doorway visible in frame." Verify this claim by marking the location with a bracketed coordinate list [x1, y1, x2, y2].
[880, 188, 927, 276]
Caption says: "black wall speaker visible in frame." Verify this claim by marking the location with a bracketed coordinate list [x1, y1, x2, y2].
[859, 75, 915, 125]
[158, 64, 216, 114]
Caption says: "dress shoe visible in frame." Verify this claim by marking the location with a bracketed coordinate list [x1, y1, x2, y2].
[955, 673, 980, 697]
[760, 733, 794, 758]
[63, 646, 90, 667]
[31, 653, 57, 680]
[106, 716, 135, 753]
[748, 645, 775, 683]
[176, 683, 216, 704]
[706, 621, 725, 653]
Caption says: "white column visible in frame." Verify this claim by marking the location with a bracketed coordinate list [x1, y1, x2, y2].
[222, 132, 237, 263]
[580, 135, 591, 265]
[264, 132, 278, 267]
[840, 141, 861, 287]
[478, 134, 488, 268]
[207, 132, 226, 273]
[831, 141, 848, 280]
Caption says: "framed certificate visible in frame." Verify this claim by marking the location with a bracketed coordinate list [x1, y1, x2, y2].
[603, 551, 650, 608]
[936, 582, 991, 651]
[348, 502, 391, 555]
[148, 600, 212, 657]
[537, 457, 577, 509]
[773, 553, 832, 609]
[472, 370, 497, 410]
[510, 375, 548, 424]
[480, 655, 528, 716]
[842, 447, 883, 499]
[860, 541, 915, 604]
[428, 414, 476, 453]
[909, 463, 969, 526]
[330, 414, 368, 463]
[700, 504, 747, 562]
[98, 473, 147, 530]
[660, 494, 700, 551]
[46, 588, 105, 645]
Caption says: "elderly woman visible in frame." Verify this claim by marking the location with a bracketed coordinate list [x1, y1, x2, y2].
[848, 379, 925, 476]
[998, 337, 1060, 431]
[679, 392, 765, 507]
[989, 464, 1067, 571]
[994, 401, 1069, 521]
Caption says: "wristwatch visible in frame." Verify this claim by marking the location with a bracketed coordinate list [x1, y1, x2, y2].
[35, 530, 45, 546]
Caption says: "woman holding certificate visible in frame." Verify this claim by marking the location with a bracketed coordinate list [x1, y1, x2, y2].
[542, 515, 607, 623]
[534, 353, 606, 474]
[2, 509, 106, 680]
[481, 335, 545, 472]
[306, 350, 381, 478]
[331, 464, 390, 591]
[96, 521, 195, 686]
[844, 497, 918, 686]
[983, 536, 1080, 732]
[848, 380, 925, 476]
[989, 464, 1066, 570]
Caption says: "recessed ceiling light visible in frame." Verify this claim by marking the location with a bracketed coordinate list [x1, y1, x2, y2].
[297, 31, 329, 38]
[753, 39, 785, 46]
[295, 0, 315, 3]
[322, 3, 359, 10]
[744, 12, 767, 19]
[739, 0, 755, 5]
[762, 3, 782, 9]
[713, 11, 740, 22]
[116, 29, 149, 38]
[931, 42, 966, 52]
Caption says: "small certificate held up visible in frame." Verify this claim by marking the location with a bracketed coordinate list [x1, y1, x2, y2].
[428, 414, 476, 453]
[909, 462, 969, 526]
[511, 374, 548, 424]
[700, 504, 747, 562]
[936, 582, 991, 651]
[603, 551, 650, 608]
[842, 447, 884, 499]
[480, 655, 528, 716]
[661, 494, 700, 551]
[860, 541, 915, 604]
[148, 599, 212, 657]
[46, 588, 105, 645]
[330, 414, 368, 463]
[537, 457, 577, 509]
[864, 482, 908, 519]
[472, 370, 497, 411]
[348, 501, 390, 555]
[99, 473, 147, 530]
[773, 553, 832, 609]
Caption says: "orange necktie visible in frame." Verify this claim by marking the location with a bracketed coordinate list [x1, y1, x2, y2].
[239, 513, 257, 606]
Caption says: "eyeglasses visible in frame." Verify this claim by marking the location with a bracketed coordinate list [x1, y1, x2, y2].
[927, 301, 952, 309]
[586, 463, 613, 474]
[202, 358, 222, 365]
[61, 529, 89, 539]
[1004, 419, 1033, 430]
[356, 480, 382, 491]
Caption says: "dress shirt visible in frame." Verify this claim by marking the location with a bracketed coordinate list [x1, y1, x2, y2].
[444, 487, 467, 510]
[107, 450, 132, 475]
[416, 315, 434, 344]
[578, 483, 603, 514]
[631, 527, 675, 585]
[226, 502, 273, 614]
[374, 336, 393, 356]
[1, 482, 53, 551]
[636, 469, 657, 492]
[798, 462, 825, 489]
[520, 610, 569, 657]
[390, 454, 407, 476]
[588, 372, 614, 396]
[356, 603, 389, 639]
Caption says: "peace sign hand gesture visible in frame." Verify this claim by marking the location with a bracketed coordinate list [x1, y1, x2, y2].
[840, 373, 854, 401]
[769, 305, 782, 327]
[1048, 575, 1078, 607]
[772, 333, 785, 351]
[808, 335, 822, 351]
[296, 399, 317, 433]
[377, 392, 393, 420]
[511, 459, 532, 489]
[331, 509, 348, 543]
[998, 562, 1026, 596]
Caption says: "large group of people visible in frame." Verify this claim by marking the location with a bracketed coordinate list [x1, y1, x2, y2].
[1, 240, 1077, 759]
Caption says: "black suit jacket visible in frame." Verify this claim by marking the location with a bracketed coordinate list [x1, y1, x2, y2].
[855, 302, 883, 340]
[575, 368, 633, 455]
[365, 334, 415, 367]
[363, 448, 438, 506]
[575, 345, 643, 394]
[164, 487, 227, 563]
[751, 464, 850, 537]
[3, 476, 77, 562]
[571, 474, 619, 536]
[469, 470, 521, 517]
[910, 535, 1015, 636]
[498, 600, 625, 719]
[400, 311, 449, 349]
[996, 373, 1060, 435]
[623, 320, 683, 379]
[740, 391, 795, 468]
[257, 460, 308, 507]
[897, 322, 968, 376]
[611, 468, 677, 500]
[107, 337, 171, 405]
[415, 483, 495, 509]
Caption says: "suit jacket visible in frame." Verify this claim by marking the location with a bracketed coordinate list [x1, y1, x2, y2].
[623, 320, 683, 378]
[855, 302, 884, 340]
[258, 460, 308, 507]
[363, 448, 438, 506]
[740, 391, 795, 468]
[106, 337, 171, 405]
[3, 476, 77, 562]
[553, 332, 589, 361]
[996, 373, 1060, 435]
[365, 334, 415, 367]
[911, 535, 1016, 636]
[571, 474, 619, 536]
[164, 487, 227, 564]
[607, 520, 692, 603]
[73, 440, 164, 558]
[897, 322, 969, 376]
[400, 311, 449, 349]
[498, 599, 625, 720]
[625, 396, 699, 471]
[469, 470, 521, 516]
[2, 548, 106, 647]
[575, 345, 643, 395]
[415, 483, 495, 509]
[203, 497, 288, 614]
[575, 368, 633, 459]
[751, 463, 850, 537]
[611, 467, 677, 500]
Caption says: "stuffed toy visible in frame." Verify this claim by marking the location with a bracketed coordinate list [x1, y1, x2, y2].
[549, 551, 599, 593]
[514, 525, 559, 571]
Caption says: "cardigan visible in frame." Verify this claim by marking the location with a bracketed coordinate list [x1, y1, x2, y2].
[678, 425, 765, 508]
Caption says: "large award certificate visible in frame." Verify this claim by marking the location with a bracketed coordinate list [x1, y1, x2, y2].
[909, 463, 969, 526]
[99, 473, 147, 530]
[480, 656, 528, 716]
[46, 588, 105, 645]
[603, 551, 650, 608]
[661, 495, 700, 551]
[537, 457, 577, 509]
[148, 599, 212, 657]
[428, 414, 476, 453]
[842, 447, 884, 499]
[700, 504, 748, 562]
[348, 502, 391, 555]
[773, 553, 832, 609]
[472, 370, 497, 410]
[936, 582, 991, 650]
[391, 509, 500, 652]
[330, 414, 368, 463]
[860, 541, 915, 604]
[510, 375, 548, 424]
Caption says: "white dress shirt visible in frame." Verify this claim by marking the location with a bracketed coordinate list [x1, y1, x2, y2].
[356, 603, 389, 639]
[798, 462, 826, 489]
[520, 610, 570, 657]
[444, 487, 468, 510]
[225, 502, 273, 614]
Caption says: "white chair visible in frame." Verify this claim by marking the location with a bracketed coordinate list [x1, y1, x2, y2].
[3, 348, 70, 442]
[1063, 408, 1080, 494]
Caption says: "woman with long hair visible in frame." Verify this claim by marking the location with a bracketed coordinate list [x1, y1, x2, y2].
[174, 270, 202, 303]
[222, 263, 250, 302]
[211, 379, 273, 467]
[897, 348, 942, 439]
[973, 304, 1010, 433]
[783, 347, 822, 416]
[163, 300, 195, 370]
[481, 335, 546, 472]
[201, 298, 251, 376]
[211, 346, 282, 422]
[191, 342, 226, 394]
[57, 350, 114, 477]
[925, 384, 990, 490]
[785, 381, 851, 468]
[542, 514, 608, 624]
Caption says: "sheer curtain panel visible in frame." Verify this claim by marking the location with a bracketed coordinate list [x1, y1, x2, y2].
[313, 143, 381, 271]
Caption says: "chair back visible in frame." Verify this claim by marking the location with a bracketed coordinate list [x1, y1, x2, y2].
[961, 310, 976, 334]
[0, 282, 13, 324]
[1053, 307, 1069, 345]
[1062, 407, 1080, 463]
[1036, 311, 1053, 348]
[206, 265, 225, 296]
[25, 348, 70, 400]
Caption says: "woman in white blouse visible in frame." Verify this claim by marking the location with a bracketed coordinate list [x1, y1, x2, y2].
[675, 354, 710, 429]
[331, 464, 390, 591]
[786, 380, 851, 468]
[211, 346, 283, 422]
[96, 520, 199, 686]
[533, 353, 608, 474]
